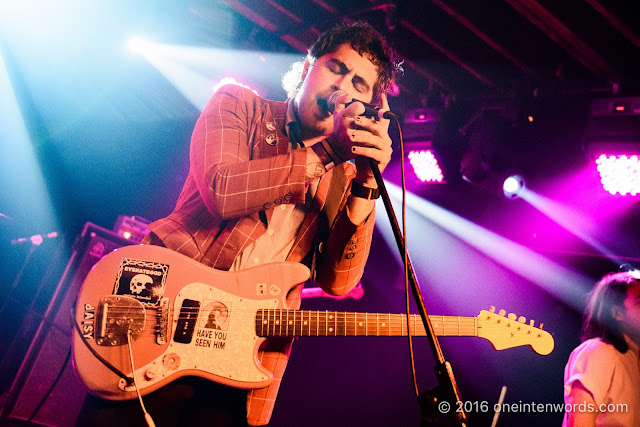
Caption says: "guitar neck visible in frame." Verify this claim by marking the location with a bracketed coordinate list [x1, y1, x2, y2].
[256, 309, 478, 337]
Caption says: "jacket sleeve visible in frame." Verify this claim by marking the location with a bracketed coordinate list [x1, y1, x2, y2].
[314, 190, 376, 296]
[191, 84, 308, 219]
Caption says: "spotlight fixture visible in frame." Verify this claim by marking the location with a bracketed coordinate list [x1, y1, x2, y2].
[403, 108, 445, 184]
[405, 141, 445, 184]
[583, 97, 640, 196]
[408, 149, 444, 183]
[502, 174, 525, 199]
[459, 107, 526, 199]
[595, 154, 640, 196]
[462, 170, 526, 199]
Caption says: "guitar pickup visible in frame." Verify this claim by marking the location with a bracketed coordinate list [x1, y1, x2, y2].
[173, 298, 200, 344]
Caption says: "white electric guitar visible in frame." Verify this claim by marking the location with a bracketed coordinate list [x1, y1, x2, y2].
[72, 245, 554, 400]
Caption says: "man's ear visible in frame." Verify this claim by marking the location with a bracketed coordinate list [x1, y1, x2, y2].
[300, 59, 311, 82]
[612, 305, 625, 322]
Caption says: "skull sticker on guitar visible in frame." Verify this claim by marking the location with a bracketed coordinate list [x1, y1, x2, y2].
[113, 257, 169, 307]
[130, 274, 153, 294]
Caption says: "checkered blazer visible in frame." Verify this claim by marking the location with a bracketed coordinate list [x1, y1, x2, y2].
[146, 84, 375, 425]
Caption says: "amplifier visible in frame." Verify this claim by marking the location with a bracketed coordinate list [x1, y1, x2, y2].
[1, 223, 131, 426]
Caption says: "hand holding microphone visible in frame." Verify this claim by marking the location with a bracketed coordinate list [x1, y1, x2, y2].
[327, 90, 396, 120]
[325, 90, 394, 185]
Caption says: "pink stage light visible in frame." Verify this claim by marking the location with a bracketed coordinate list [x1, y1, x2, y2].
[595, 154, 640, 196]
[408, 149, 444, 183]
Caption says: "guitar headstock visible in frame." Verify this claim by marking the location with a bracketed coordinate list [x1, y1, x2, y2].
[476, 307, 554, 355]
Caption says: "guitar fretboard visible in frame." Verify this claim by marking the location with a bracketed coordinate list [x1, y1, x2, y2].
[255, 309, 477, 337]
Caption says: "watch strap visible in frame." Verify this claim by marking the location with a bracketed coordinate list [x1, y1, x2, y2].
[350, 180, 380, 200]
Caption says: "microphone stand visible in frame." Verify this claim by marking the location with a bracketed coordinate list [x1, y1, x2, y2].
[369, 159, 469, 426]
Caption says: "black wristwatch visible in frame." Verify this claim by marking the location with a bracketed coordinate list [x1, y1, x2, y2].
[350, 180, 380, 200]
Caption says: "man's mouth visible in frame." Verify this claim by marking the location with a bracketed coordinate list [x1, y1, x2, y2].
[317, 98, 331, 115]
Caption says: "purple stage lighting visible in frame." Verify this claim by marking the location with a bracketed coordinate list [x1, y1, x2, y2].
[595, 154, 640, 196]
[408, 149, 444, 183]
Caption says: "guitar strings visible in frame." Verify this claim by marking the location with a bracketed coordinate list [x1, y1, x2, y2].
[90, 307, 546, 338]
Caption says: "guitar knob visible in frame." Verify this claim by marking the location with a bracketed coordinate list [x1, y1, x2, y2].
[498, 309, 506, 317]
[144, 369, 156, 380]
[163, 353, 181, 371]
[507, 313, 516, 320]
[518, 316, 526, 323]
[489, 306, 496, 313]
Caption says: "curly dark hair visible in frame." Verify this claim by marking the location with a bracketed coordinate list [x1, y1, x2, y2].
[282, 21, 402, 103]
[582, 271, 639, 353]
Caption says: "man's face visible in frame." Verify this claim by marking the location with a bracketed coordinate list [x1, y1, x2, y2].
[294, 43, 378, 140]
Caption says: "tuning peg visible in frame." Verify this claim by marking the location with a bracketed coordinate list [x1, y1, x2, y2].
[507, 313, 516, 320]
[498, 309, 506, 317]
[489, 306, 496, 313]
[539, 323, 544, 330]
[529, 319, 535, 327]
[518, 316, 526, 323]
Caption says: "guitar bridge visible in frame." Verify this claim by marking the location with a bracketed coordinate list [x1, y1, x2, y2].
[96, 295, 146, 346]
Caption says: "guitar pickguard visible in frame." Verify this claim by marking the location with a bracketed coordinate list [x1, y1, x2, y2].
[119, 282, 279, 392]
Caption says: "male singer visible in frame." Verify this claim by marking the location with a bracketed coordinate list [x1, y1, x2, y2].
[79, 21, 402, 426]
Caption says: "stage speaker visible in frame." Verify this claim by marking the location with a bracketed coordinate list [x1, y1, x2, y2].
[0, 223, 131, 426]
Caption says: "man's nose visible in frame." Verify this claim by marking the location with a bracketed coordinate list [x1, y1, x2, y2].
[332, 75, 350, 93]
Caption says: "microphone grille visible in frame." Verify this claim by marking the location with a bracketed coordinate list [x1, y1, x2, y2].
[327, 90, 347, 112]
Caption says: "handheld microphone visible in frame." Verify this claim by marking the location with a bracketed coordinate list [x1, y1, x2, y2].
[327, 90, 396, 120]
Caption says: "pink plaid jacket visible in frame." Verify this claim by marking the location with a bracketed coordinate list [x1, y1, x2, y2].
[146, 85, 375, 425]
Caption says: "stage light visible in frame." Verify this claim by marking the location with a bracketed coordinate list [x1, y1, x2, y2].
[402, 108, 445, 184]
[460, 106, 525, 197]
[595, 154, 640, 196]
[127, 36, 151, 55]
[503, 174, 525, 199]
[408, 149, 444, 183]
[583, 96, 640, 196]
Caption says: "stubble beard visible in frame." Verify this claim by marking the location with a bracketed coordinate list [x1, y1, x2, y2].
[295, 96, 333, 141]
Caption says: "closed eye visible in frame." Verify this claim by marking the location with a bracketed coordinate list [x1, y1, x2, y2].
[326, 59, 372, 96]
[352, 77, 369, 94]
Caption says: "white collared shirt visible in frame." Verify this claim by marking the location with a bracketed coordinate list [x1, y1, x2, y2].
[230, 100, 318, 271]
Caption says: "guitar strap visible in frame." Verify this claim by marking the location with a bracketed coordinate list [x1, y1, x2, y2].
[71, 301, 134, 386]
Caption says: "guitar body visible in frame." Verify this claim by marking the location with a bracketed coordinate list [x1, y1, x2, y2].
[73, 245, 310, 400]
